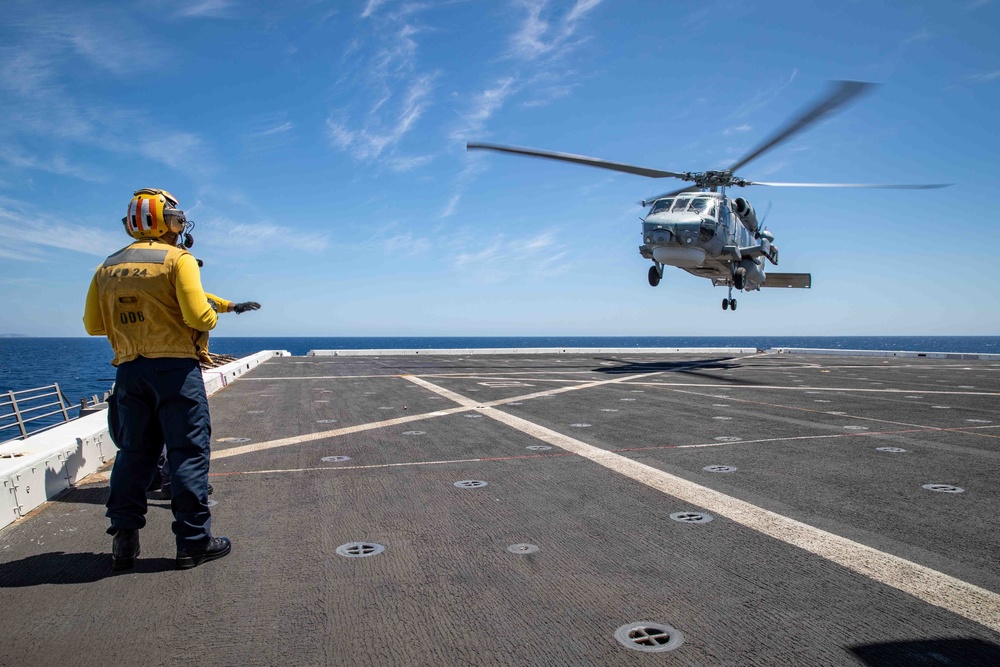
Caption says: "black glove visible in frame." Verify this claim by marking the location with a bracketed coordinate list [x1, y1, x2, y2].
[233, 301, 261, 314]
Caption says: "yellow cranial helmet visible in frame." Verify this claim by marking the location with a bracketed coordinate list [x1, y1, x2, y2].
[124, 188, 186, 239]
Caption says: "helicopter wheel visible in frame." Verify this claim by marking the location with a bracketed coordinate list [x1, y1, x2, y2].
[648, 265, 660, 287]
[722, 298, 729, 311]
[730, 298, 738, 311]
[734, 268, 746, 291]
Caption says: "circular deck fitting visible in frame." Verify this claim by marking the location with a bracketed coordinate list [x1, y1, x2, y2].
[313, 400, 330, 403]
[958, 385, 976, 389]
[571, 423, 592, 428]
[713, 416, 732, 421]
[246, 410, 265, 414]
[402, 430, 425, 436]
[454, 480, 488, 489]
[670, 512, 713, 524]
[630, 390, 645, 393]
[364, 392, 376, 395]
[905, 396, 923, 399]
[378, 406, 395, 410]
[827, 411, 846, 415]
[526, 445, 552, 451]
[967, 419, 993, 424]
[336, 542, 385, 558]
[216, 437, 251, 443]
[804, 391, 821, 394]
[614, 622, 684, 653]
[316, 419, 338, 424]
[507, 543, 539, 555]
[876, 447, 907, 453]
[508, 402, 523, 406]
[703, 465, 737, 473]
[814, 400, 831, 403]
[620, 398, 636, 402]
[923, 484, 964, 494]
[321, 455, 351, 463]
[714, 436, 742, 442]
[465, 414, 483, 419]
[712, 404, 729, 407]
[843, 426, 869, 431]
[931, 406, 951, 409]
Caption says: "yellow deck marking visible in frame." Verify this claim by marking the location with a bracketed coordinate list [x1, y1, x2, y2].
[403, 374, 1000, 634]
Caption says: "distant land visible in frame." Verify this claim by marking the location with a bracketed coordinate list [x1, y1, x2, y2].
[0, 334, 27, 338]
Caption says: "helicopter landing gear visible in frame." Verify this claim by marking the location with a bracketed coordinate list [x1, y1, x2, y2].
[722, 285, 737, 311]
[733, 267, 746, 291]
[648, 264, 662, 287]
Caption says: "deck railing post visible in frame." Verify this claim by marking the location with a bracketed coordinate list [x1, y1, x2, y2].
[7, 390, 27, 438]
[53, 383, 71, 422]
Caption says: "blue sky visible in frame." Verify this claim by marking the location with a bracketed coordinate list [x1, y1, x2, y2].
[1, 0, 997, 337]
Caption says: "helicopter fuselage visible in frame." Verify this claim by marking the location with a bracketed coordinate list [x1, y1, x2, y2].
[639, 191, 776, 291]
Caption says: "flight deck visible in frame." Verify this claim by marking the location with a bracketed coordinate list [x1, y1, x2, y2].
[1, 350, 999, 666]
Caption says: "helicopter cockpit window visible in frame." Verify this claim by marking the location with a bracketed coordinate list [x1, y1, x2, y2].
[689, 198, 717, 219]
[650, 198, 674, 214]
[671, 197, 692, 212]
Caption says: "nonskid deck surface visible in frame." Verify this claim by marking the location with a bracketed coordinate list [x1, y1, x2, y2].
[1, 351, 999, 666]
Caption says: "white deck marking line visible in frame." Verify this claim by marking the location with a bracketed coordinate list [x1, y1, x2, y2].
[212, 369, 670, 460]
[621, 381, 1000, 396]
[211, 407, 469, 460]
[403, 374, 1000, 633]
[669, 387, 1000, 439]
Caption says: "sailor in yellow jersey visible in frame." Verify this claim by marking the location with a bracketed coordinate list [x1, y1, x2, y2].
[83, 188, 231, 571]
[150, 292, 260, 499]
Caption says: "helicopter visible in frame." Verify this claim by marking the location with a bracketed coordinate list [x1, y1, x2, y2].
[468, 81, 949, 311]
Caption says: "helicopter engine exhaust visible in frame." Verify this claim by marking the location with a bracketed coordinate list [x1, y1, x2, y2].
[733, 197, 759, 234]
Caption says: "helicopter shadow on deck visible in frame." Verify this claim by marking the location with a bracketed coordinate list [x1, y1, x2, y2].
[849, 638, 1000, 667]
[592, 357, 763, 385]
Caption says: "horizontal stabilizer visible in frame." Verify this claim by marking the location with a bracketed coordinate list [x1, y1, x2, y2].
[763, 273, 811, 288]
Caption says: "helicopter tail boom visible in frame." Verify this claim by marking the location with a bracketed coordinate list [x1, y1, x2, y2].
[761, 273, 812, 288]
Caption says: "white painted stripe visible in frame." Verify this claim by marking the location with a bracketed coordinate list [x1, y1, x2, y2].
[403, 375, 1000, 633]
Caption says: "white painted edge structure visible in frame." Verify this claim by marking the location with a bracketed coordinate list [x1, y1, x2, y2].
[309, 347, 761, 356]
[771, 347, 1000, 360]
[0, 350, 290, 530]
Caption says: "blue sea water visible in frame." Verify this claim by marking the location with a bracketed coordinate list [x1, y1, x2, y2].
[2, 336, 999, 435]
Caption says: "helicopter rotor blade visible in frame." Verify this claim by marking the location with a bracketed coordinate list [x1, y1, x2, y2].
[749, 181, 952, 189]
[728, 81, 876, 174]
[467, 142, 689, 180]
[640, 185, 701, 207]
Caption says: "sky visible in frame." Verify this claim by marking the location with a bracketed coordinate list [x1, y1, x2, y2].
[0, 0, 998, 338]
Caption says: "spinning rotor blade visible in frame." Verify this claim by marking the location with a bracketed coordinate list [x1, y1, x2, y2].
[750, 181, 951, 189]
[640, 185, 701, 207]
[728, 81, 875, 174]
[467, 142, 688, 180]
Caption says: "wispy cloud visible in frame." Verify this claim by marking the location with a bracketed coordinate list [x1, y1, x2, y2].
[202, 219, 331, 253]
[441, 194, 461, 218]
[728, 69, 799, 120]
[452, 230, 569, 282]
[449, 77, 519, 144]
[724, 124, 752, 136]
[0, 198, 119, 258]
[388, 154, 435, 172]
[327, 72, 436, 160]
[0, 147, 106, 183]
[175, 0, 237, 19]
[509, 0, 605, 61]
[966, 0, 992, 9]
[250, 122, 295, 138]
[963, 71, 1000, 83]
[360, 0, 389, 18]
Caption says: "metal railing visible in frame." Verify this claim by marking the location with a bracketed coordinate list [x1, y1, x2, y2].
[0, 384, 75, 444]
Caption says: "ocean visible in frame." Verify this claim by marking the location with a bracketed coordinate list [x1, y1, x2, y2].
[2, 336, 999, 437]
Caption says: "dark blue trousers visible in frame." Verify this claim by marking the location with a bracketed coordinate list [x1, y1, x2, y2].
[106, 356, 212, 549]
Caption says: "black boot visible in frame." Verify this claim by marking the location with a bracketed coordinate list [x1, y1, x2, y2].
[112, 529, 140, 571]
[176, 536, 231, 570]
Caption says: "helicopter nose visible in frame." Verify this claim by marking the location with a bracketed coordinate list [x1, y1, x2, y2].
[647, 229, 672, 245]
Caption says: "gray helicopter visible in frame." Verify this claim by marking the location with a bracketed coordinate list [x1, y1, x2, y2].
[468, 81, 949, 311]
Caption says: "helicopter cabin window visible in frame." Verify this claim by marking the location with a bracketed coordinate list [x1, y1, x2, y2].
[650, 198, 674, 214]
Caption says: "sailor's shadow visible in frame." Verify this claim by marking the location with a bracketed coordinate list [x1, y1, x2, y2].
[50, 484, 110, 505]
[849, 638, 1000, 666]
[0, 552, 175, 586]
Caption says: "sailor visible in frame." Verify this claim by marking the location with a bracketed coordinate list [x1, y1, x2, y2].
[150, 292, 260, 500]
[83, 188, 231, 571]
